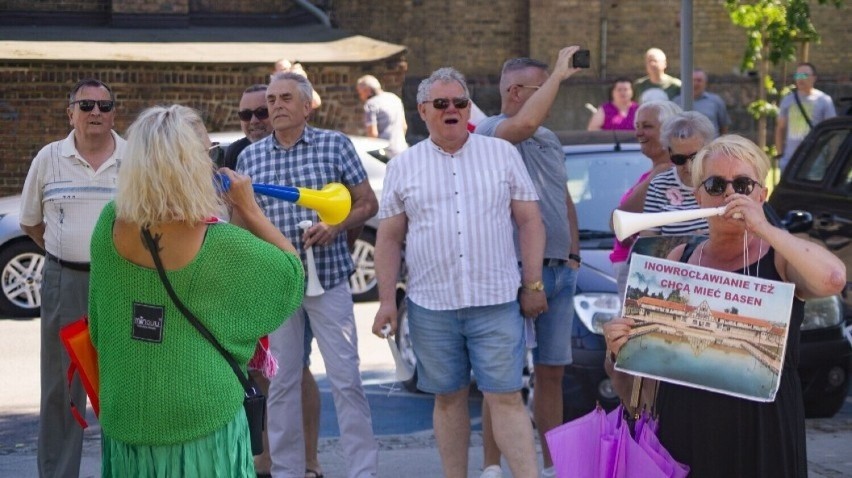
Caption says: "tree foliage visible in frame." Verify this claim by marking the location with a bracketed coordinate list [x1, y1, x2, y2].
[725, 0, 842, 71]
[723, 0, 844, 152]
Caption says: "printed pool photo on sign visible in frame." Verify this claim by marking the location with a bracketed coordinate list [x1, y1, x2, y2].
[615, 252, 795, 402]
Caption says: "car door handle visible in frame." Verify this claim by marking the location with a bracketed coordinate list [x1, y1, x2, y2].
[816, 213, 852, 231]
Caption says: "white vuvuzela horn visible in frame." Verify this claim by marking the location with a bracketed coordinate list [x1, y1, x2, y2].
[381, 324, 416, 382]
[298, 220, 325, 297]
[612, 206, 727, 241]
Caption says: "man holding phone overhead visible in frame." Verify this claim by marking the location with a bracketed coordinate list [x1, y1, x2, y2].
[475, 46, 583, 478]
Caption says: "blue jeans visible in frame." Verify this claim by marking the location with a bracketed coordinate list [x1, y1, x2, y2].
[531, 264, 579, 365]
[406, 299, 525, 394]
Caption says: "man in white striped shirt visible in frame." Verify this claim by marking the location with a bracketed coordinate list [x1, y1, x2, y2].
[372, 67, 545, 478]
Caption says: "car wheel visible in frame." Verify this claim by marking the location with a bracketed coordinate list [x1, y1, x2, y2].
[0, 240, 44, 317]
[349, 228, 378, 302]
[394, 295, 419, 392]
[803, 371, 849, 419]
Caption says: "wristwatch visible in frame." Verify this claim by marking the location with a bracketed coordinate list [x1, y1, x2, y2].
[522, 280, 545, 292]
[569, 253, 582, 264]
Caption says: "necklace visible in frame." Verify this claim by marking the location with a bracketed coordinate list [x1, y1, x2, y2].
[697, 232, 762, 277]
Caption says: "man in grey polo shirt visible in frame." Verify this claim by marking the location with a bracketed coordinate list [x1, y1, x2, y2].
[475, 47, 582, 478]
[20, 78, 124, 478]
[356, 75, 409, 158]
[674, 69, 730, 136]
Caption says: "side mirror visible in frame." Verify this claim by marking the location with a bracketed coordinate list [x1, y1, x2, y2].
[782, 210, 814, 233]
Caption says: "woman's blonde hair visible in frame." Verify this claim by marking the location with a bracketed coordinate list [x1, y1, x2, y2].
[116, 105, 221, 227]
[691, 134, 770, 189]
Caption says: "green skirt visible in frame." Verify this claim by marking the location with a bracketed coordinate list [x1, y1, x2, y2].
[102, 408, 255, 478]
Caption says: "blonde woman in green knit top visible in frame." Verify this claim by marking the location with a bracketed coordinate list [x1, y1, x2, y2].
[88, 105, 304, 477]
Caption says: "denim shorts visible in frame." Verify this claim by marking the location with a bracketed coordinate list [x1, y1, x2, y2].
[406, 299, 524, 394]
[531, 264, 579, 365]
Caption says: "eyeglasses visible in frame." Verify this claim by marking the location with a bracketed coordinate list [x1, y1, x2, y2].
[508, 84, 542, 92]
[238, 107, 269, 122]
[208, 143, 221, 162]
[423, 97, 470, 110]
[793, 72, 810, 80]
[669, 150, 697, 166]
[70, 99, 114, 113]
[700, 176, 761, 196]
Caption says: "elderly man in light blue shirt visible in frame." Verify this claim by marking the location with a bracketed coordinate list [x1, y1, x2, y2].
[674, 69, 730, 136]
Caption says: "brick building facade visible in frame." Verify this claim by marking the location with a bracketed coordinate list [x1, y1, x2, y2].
[0, 0, 849, 195]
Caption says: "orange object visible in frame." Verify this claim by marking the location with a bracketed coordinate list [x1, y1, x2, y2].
[59, 316, 100, 428]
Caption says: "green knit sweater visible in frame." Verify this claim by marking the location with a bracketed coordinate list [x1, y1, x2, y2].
[89, 202, 304, 446]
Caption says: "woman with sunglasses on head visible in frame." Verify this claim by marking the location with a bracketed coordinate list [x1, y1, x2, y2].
[640, 111, 716, 236]
[88, 104, 305, 477]
[603, 135, 845, 477]
[609, 100, 682, 296]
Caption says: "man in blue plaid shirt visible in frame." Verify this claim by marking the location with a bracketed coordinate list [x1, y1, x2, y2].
[237, 71, 379, 478]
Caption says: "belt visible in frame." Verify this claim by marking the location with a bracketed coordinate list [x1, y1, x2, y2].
[543, 258, 568, 267]
[46, 252, 90, 272]
[520, 258, 569, 268]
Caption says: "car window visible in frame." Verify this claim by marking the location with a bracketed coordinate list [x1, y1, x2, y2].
[836, 152, 852, 194]
[565, 151, 650, 233]
[791, 129, 850, 183]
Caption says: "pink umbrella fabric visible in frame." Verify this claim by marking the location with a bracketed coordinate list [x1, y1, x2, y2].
[545, 405, 689, 478]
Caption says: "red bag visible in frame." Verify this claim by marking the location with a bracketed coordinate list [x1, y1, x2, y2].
[59, 316, 100, 428]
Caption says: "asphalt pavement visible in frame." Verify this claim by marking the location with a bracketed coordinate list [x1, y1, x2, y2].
[2, 303, 851, 477]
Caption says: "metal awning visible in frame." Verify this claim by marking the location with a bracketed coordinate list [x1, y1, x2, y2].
[0, 24, 406, 64]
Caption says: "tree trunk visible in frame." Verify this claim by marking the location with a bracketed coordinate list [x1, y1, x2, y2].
[758, 46, 769, 150]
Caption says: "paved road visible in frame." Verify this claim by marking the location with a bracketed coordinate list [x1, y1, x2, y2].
[1, 303, 850, 477]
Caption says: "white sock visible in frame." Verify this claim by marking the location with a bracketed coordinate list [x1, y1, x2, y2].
[541, 466, 556, 478]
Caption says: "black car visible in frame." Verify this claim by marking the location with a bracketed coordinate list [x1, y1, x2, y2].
[768, 114, 852, 417]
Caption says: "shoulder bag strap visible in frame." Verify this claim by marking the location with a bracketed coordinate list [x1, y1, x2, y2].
[141, 228, 254, 395]
[792, 89, 814, 129]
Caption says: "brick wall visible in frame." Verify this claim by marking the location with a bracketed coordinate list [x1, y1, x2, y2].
[332, 0, 849, 80]
[0, 56, 407, 196]
[190, 0, 296, 14]
[331, 0, 529, 77]
[0, 1, 108, 12]
[111, 0, 188, 14]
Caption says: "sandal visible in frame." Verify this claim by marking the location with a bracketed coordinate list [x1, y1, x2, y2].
[305, 469, 324, 478]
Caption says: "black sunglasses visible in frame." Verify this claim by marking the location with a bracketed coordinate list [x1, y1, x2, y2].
[238, 107, 269, 122]
[700, 176, 761, 196]
[424, 97, 470, 110]
[70, 99, 114, 113]
[669, 150, 697, 166]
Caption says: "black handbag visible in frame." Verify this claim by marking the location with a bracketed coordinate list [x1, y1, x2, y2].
[142, 228, 266, 455]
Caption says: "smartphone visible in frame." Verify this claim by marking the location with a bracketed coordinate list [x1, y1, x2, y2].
[572, 49, 591, 69]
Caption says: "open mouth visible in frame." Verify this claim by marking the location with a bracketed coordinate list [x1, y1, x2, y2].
[444, 118, 459, 125]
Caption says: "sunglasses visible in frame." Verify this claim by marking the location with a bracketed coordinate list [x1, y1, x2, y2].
[238, 107, 269, 122]
[669, 150, 697, 166]
[70, 99, 114, 113]
[793, 72, 810, 80]
[700, 176, 761, 196]
[424, 97, 470, 110]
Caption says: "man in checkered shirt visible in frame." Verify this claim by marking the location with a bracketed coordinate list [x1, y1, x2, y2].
[237, 71, 379, 478]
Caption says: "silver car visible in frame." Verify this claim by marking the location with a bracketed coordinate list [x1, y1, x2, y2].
[0, 195, 44, 317]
